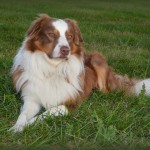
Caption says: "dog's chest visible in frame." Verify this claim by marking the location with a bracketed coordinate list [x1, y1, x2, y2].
[14, 51, 84, 108]
[32, 74, 79, 108]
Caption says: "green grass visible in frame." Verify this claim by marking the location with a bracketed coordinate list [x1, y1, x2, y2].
[0, 0, 150, 149]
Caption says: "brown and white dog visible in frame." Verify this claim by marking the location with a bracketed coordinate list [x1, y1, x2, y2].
[10, 14, 150, 132]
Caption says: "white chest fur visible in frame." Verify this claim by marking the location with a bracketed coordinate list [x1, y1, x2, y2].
[12, 46, 84, 109]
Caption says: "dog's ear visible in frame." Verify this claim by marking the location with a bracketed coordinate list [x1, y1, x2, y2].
[65, 19, 83, 46]
[26, 14, 51, 37]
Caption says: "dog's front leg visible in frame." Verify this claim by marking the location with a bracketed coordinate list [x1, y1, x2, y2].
[28, 105, 68, 124]
[9, 100, 41, 133]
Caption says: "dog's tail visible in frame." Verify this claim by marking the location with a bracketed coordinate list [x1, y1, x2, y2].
[132, 79, 150, 96]
[88, 52, 150, 96]
[106, 71, 150, 96]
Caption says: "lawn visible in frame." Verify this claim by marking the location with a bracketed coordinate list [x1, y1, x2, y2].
[0, 0, 150, 149]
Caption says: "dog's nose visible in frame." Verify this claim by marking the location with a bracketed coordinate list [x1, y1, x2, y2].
[60, 46, 70, 56]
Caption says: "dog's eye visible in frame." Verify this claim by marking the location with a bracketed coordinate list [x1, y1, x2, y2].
[67, 34, 73, 40]
[48, 33, 55, 38]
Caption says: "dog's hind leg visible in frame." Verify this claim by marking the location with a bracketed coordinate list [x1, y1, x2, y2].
[85, 52, 109, 93]
[9, 100, 41, 133]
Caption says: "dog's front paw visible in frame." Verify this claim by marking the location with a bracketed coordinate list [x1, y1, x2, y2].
[9, 119, 28, 133]
[9, 123, 27, 133]
[49, 105, 68, 116]
[8, 114, 29, 133]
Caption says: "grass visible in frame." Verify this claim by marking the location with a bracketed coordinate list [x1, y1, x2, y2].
[0, 0, 150, 149]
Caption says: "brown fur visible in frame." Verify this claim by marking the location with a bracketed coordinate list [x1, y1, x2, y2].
[84, 52, 136, 95]
[65, 19, 84, 57]
[64, 99, 80, 111]
[82, 67, 98, 97]
[12, 67, 22, 86]
[84, 52, 108, 93]
[26, 14, 59, 57]
[12, 67, 27, 90]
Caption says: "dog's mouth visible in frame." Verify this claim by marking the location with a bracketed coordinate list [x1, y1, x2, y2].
[47, 53, 68, 60]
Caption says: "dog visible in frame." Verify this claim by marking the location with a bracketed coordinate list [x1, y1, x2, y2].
[10, 14, 150, 132]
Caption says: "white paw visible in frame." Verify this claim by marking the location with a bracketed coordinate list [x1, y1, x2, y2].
[9, 114, 28, 133]
[49, 105, 68, 116]
[38, 105, 68, 119]
[9, 123, 26, 133]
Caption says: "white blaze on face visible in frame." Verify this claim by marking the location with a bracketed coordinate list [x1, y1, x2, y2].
[52, 19, 70, 58]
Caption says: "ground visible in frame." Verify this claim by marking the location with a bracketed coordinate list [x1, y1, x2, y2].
[0, 0, 150, 149]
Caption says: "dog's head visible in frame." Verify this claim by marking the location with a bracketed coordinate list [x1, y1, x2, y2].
[25, 14, 83, 59]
